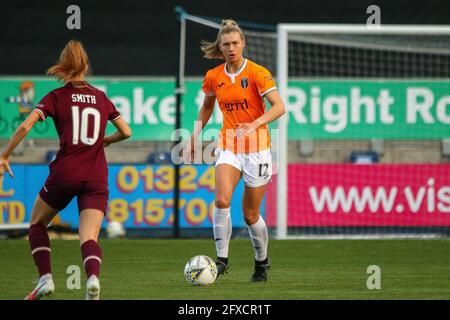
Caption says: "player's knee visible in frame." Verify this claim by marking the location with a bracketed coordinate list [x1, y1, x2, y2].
[215, 195, 231, 209]
[244, 209, 260, 225]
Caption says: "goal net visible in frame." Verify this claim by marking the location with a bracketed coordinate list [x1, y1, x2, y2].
[272, 24, 450, 239]
[177, 10, 450, 239]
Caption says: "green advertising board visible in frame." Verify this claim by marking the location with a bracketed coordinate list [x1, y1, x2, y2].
[288, 80, 450, 139]
[0, 78, 449, 140]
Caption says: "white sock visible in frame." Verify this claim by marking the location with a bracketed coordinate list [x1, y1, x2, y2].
[213, 206, 232, 258]
[247, 216, 269, 262]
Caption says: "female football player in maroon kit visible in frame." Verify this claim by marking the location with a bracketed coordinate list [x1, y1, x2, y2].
[0, 40, 131, 300]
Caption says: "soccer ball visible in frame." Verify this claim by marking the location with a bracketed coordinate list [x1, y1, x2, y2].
[184, 255, 218, 286]
[106, 221, 126, 239]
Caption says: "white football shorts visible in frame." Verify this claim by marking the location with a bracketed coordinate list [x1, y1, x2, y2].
[214, 148, 272, 188]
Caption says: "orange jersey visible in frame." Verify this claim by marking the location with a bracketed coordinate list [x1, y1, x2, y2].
[202, 59, 276, 154]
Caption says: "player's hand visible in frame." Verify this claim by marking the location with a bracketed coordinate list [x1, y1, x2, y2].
[236, 121, 259, 138]
[183, 138, 196, 164]
[0, 156, 14, 178]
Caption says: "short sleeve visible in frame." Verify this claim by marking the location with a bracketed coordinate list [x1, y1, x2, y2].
[34, 92, 56, 121]
[106, 96, 121, 121]
[254, 67, 277, 97]
[202, 70, 215, 97]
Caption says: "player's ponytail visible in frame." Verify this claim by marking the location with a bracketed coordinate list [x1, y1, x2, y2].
[201, 19, 245, 60]
[47, 40, 91, 82]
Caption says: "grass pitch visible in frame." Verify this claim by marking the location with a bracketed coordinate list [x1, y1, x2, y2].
[0, 239, 449, 300]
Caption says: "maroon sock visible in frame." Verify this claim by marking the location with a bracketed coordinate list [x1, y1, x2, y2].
[81, 240, 102, 279]
[28, 223, 52, 277]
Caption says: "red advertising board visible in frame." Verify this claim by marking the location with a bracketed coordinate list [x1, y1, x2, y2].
[267, 164, 450, 227]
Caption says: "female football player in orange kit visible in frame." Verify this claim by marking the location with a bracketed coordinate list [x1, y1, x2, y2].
[187, 20, 286, 281]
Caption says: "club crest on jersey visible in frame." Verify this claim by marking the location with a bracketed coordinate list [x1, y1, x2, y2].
[241, 78, 248, 89]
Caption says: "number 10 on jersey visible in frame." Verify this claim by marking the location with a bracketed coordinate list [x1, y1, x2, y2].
[71, 106, 101, 146]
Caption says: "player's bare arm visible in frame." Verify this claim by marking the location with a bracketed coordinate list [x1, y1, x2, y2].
[104, 117, 132, 147]
[185, 94, 216, 161]
[0, 110, 41, 177]
[192, 94, 216, 140]
[236, 90, 285, 137]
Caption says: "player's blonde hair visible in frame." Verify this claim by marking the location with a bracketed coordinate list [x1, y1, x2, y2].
[201, 19, 245, 60]
[47, 40, 91, 82]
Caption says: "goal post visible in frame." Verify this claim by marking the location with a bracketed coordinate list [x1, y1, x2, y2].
[276, 26, 288, 239]
[174, 8, 450, 239]
[276, 23, 450, 239]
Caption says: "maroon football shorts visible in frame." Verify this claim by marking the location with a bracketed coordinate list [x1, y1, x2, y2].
[39, 180, 109, 214]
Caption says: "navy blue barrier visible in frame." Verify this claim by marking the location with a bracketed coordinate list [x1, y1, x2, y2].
[0, 165, 263, 229]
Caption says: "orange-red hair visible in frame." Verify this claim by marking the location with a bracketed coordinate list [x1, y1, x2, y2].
[47, 40, 91, 82]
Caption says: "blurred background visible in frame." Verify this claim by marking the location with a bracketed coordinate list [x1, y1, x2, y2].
[2, 0, 450, 75]
[1, 0, 450, 240]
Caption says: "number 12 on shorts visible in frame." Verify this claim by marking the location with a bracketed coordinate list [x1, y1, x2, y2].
[71, 106, 101, 146]
[258, 163, 269, 178]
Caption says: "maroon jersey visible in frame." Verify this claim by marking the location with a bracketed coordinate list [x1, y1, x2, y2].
[34, 81, 121, 184]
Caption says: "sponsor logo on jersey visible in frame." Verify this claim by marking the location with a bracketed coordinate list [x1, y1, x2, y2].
[225, 99, 249, 114]
[218, 82, 225, 88]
